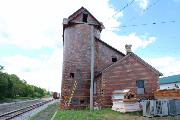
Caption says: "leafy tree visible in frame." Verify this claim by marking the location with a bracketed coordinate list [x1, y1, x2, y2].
[6, 79, 14, 98]
[0, 66, 50, 100]
[0, 72, 8, 99]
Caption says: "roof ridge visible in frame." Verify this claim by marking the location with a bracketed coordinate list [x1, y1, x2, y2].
[68, 7, 102, 26]
[95, 54, 130, 77]
[96, 52, 162, 77]
[130, 52, 163, 76]
[95, 37, 125, 56]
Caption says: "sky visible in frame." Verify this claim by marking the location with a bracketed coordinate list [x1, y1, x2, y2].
[0, 0, 179, 92]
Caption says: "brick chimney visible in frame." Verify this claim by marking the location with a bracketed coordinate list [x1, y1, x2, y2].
[125, 44, 132, 54]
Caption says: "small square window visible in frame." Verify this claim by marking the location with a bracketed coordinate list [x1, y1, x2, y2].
[70, 73, 74, 78]
[80, 99, 85, 104]
[82, 13, 88, 23]
[112, 57, 117, 62]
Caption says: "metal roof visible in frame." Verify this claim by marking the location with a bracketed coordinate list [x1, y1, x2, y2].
[160, 74, 180, 84]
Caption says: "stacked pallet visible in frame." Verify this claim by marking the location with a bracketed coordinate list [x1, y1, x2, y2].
[112, 89, 141, 113]
[154, 89, 180, 99]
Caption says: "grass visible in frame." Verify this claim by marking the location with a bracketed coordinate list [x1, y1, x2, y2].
[54, 109, 143, 120]
[54, 108, 180, 120]
[30, 102, 59, 120]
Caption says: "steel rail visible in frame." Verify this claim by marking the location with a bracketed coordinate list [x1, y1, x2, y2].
[0, 99, 53, 120]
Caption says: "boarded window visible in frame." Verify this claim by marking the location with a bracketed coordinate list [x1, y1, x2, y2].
[136, 80, 144, 94]
[70, 73, 74, 78]
[112, 56, 117, 62]
[83, 13, 88, 23]
[71, 98, 78, 105]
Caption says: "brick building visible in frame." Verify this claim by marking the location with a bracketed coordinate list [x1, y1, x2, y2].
[61, 7, 162, 109]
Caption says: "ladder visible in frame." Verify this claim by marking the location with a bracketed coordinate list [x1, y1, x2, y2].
[67, 80, 78, 106]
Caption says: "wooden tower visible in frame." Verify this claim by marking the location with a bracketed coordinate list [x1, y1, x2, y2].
[61, 7, 104, 109]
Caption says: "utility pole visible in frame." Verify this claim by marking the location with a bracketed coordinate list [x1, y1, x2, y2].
[90, 25, 95, 110]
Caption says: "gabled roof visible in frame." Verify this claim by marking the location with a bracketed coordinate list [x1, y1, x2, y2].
[62, 7, 104, 43]
[160, 74, 180, 84]
[95, 37, 125, 56]
[98, 52, 163, 76]
[68, 7, 102, 26]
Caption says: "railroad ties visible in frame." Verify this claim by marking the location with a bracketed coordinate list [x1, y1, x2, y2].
[0, 99, 53, 120]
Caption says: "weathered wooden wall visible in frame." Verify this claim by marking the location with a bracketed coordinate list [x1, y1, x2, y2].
[61, 23, 92, 108]
[95, 39, 124, 71]
[96, 55, 159, 107]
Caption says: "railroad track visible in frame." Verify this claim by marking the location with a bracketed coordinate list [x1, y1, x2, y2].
[0, 99, 54, 120]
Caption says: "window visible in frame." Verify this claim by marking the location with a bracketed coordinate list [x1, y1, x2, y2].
[70, 73, 74, 78]
[71, 98, 78, 105]
[136, 80, 145, 94]
[80, 99, 85, 104]
[82, 13, 88, 23]
[112, 56, 117, 62]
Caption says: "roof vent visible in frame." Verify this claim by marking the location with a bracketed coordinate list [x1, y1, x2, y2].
[125, 44, 132, 54]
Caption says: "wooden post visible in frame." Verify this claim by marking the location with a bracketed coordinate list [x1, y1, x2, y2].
[90, 25, 94, 110]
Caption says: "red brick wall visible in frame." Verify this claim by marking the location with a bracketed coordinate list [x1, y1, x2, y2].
[98, 55, 159, 107]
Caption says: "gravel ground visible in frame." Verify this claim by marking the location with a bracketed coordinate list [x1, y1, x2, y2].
[30, 101, 59, 120]
[0, 98, 52, 115]
[12, 99, 59, 120]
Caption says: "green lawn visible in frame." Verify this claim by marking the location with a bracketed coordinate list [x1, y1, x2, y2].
[55, 109, 143, 120]
[54, 109, 180, 120]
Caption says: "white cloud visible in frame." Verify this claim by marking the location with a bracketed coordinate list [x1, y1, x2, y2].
[1, 49, 63, 92]
[136, 0, 149, 10]
[0, 0, 122, 49]
[101, 31, 156, 53]
[145, 57, 180, 77]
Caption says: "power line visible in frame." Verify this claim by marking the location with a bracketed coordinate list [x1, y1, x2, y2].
[105, 0, 135, 23]
[129, 0, 161, 21]
[108, 20, 175, 28]
[143, 0, 161, 12]
[119, 0, 135, 12]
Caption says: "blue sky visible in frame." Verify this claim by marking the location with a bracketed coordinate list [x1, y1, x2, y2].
[110, 0, 180, 57]
[0, 0, 179, 92]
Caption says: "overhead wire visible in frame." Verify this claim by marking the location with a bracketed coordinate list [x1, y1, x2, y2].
[115, 0, 135, 14]
[108, 20, 175, 28]
[105, 0, 135, 22]
[129, 0, 161, 21]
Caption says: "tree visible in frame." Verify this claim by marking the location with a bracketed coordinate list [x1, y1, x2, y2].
[0, 72, 9, 99]
[0, 66, 50, 99]
[6, 78, 14, 98]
